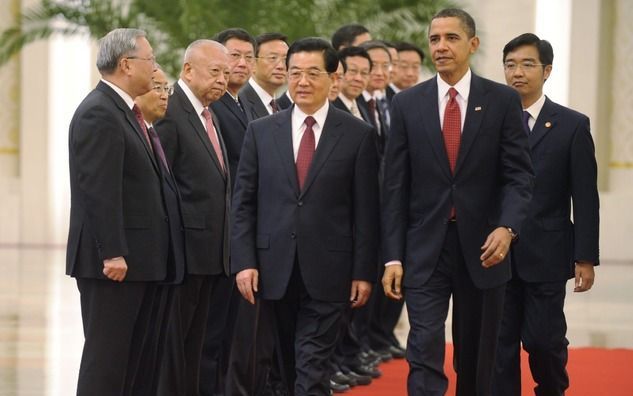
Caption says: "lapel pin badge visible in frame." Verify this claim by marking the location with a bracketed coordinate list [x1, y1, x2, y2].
[545, 121, 552, 128]
[474, 106, 482, 111]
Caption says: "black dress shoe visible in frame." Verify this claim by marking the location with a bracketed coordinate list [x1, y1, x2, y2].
[346, 371, 372, 386]
[350, 364, 382, 378]
[358, 351, 381, 367]
[388, 344, 406, 359]
[332, 371, 357, 386]
[329, 380, 350, 393]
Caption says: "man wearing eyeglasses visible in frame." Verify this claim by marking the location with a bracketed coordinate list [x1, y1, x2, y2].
[239, 32, 289, 119]
[332, 46, 372, 124]
[390, 41, 425, 94]
[231, 37, 379, 395]
[67, 28, 171, 395]
[492, 33, 599, 396]
[154, 39, 231, 396]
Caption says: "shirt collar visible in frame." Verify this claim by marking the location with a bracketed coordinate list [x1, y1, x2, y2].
[101, 79, 135, 110]
[362, 90, 375, 102]
[249, 77, 274, 106]
[437, 68, 472, 102]
[524, 94, 546, 121]
[178, 79, 206, 116]
[292, 101, 329, 130]
[389, 83, 401, 94]
[338, 93, 356, 111]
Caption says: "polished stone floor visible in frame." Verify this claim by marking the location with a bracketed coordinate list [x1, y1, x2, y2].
[1, 246, 632, 395]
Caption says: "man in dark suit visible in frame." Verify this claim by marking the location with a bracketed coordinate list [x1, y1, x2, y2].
[155, 39, 231, 396]
[240, 32, 289, 118]
[231, 37, 379, 396]
[381, 9, 534, 396]
[492, 33, 599, 396]
[67, 28, 173, 395]
[332, 46, 372, 124]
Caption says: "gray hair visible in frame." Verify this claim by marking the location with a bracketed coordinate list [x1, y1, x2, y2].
[183, 39, 227, 64]
[96, 28, 147, 74]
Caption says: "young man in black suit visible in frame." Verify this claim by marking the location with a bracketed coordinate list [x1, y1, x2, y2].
[67, 28, 175, 395]
[231, 37, 379, 396]
[492, 33, 599, 396]
[240, 32, 289, 118]
[154, 39, 231, 396]
[381, 8, 534, 395]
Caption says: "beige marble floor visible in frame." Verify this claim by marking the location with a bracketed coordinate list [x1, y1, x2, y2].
[1, 247, 632, 395]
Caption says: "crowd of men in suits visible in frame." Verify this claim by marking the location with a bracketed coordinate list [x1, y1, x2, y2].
[66, 7, 599, 396]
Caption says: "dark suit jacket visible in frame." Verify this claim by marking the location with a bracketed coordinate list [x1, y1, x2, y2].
[276, 92, 292, 110]
[381, 74, 534, 289]
[211, 92, 251, 184]
[386, 85, 397, 102]
[231, 105, 379, 302]
[66, 81, 170, 281]
[155, 83, 231, 276]
[332, 97, 372, 125]
[239, 82, 270, 121]
[513, 97, 599, 282]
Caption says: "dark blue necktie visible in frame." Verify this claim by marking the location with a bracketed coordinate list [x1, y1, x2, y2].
[522, 111, 531, 134]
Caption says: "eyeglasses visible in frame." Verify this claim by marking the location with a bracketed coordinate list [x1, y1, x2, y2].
[126, 55, 156, 64]
[257, 54, 287, 64]
[229, 52, 255, 64]
[153, 85, 173, 95]
[288, 69, 329, 82]
[345, 68, 370, 79]
[503, 61, 545, 72]
[371, 62, 392, 72]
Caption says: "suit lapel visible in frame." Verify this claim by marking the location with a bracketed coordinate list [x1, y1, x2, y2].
[419, 79, 452, 179]
[220, 93, 248, 127]
[98, 82, 160, 176]
[239, 83, 269, 119]
[454, 74, 488, 176]
[529, 97, 557, 149]
[272, 109, 301, 196]
[300, 106, 344, 197]
[174, 85, 225, 177]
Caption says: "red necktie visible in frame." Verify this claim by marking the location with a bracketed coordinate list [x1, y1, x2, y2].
[443, 87, 461, 173]
[147, 126, 170, 174]
[296, 116, 316, 190]
[132, 104, 152, 147]
[201, 108, 226, 174]
[367, 98, 379, 130]
[442, 87, 461, 219]
[270, 98, 279, 113]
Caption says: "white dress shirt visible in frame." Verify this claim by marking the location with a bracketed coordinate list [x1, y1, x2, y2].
[437, 68, 471, 132]
[291, 101, 329, 161]
[524, 94, 546, 131]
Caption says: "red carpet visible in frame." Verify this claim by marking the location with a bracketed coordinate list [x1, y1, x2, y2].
[348, 344, 633, 395]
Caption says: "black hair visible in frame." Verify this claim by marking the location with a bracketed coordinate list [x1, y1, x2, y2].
[431, 8, 477, 38]
[254, 32, 288, 56]
[286, 37, 339, 73]
[359, 40, 392, 62]
[502, 33, 554, 66]
[394, 41, 425, 63]
[213, 28, 256, 49]
[331, 24, 370, 50]
[337, 46, 373, 72]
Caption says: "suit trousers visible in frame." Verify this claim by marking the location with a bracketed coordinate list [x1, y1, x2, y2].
[369, 264, 405, 350]
[200, 274, 239, 396]
[274, 264, 347, 396]
[492, 277, 568, 396]
[158, 274, 219, 396]
[405, 223, 505, 396]
[76, 278, 167, 396]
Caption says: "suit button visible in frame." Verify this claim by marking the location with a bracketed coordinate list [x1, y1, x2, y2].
[291, 233, 296, 239]
[297, 201, 303, 207]
[164, 216, 169, 223]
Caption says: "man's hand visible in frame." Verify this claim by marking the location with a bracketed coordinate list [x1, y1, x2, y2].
[350, 280, 372, 308]
[382, 264, 403, 300]
[480, 227, 513, 268]
[236, 269, 259, 304]
[103, 257, 127, 282]
[574, 262, 595, 292]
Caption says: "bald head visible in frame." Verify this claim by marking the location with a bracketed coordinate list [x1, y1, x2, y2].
[180, 39, 230, 106]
